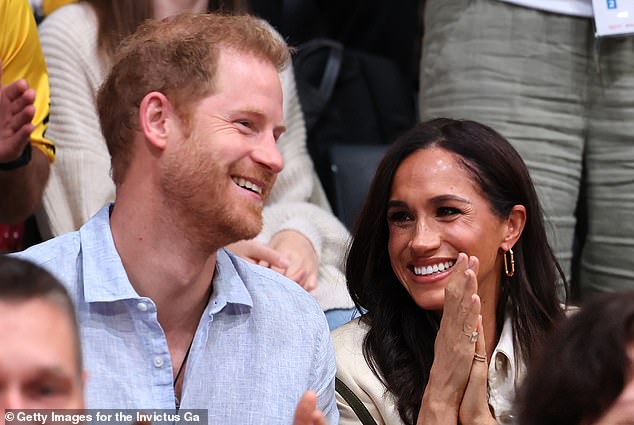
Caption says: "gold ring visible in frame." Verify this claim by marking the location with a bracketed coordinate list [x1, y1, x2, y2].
[474, 353, 487, 362]
[463, 330, 479, 343]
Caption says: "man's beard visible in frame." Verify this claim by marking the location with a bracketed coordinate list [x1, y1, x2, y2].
[159, 138, 263, 252]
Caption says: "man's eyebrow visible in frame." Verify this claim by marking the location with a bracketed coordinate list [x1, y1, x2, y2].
[29, 366, 76, 381]
[230, 109, 286, 132]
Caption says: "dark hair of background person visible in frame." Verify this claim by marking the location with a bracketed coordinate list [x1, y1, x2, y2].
[345, 118, 567, 424]
[518, 291, 634, 425]
[83, 0, 248, 58]
[0, 255, 82, 373]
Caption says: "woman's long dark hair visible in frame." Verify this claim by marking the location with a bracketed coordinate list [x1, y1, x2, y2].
[346, 119, 567, 424]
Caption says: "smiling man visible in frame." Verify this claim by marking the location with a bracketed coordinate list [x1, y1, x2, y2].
[13, 13, 335, 425]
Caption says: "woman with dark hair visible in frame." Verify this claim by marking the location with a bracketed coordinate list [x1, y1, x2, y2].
[518, 291, 634, 425]
[333, 118, 566, 424]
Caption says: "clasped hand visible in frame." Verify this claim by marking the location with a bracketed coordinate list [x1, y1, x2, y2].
[0, 63, 36, 163]
[418, 253, 496, 425]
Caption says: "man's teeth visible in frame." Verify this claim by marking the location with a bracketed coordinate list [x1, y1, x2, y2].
[232, 177, 263, 195]
[413, 261, 455, 276]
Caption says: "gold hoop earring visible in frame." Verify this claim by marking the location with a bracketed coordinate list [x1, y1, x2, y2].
[504, 248, 515, 277]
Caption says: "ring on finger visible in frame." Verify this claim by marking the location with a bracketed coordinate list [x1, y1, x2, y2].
[463, 330, 479, 343]
[474, 353, 487, 362]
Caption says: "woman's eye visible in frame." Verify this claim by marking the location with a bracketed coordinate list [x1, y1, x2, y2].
[387, 211, 412, 223]
[437, 207, 461, 217]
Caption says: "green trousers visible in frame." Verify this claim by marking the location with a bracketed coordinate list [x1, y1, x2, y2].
[419, 0, 634, 295]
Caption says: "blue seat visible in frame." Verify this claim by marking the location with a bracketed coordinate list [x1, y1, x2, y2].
[327, 144, 388, 231]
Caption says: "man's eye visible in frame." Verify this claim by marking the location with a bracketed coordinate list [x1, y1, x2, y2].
[28, 379, 70, 399]
[30, 384, 58, 398]
[437, 207, 461, 217]
[39, 385, 57, 396]
[238, 120, 251, 128]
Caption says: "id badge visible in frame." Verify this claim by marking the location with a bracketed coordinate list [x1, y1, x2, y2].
[593, 0, 634, 36]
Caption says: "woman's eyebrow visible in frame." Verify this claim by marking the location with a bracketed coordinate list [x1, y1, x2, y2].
[429, 194, 472, 205]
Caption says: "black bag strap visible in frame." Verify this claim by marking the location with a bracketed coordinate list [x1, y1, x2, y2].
[335, 377, 379, 425]
[294, 38, 343, 101]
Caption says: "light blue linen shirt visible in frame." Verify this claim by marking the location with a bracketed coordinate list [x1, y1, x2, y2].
[15, 205, 338, 424]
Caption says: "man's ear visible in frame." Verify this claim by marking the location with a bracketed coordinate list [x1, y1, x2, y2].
[500, 204, 527, 251]
[139, 91, 174, 150]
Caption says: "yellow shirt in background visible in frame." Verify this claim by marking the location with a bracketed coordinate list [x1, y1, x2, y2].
[1, 0, 55, 162]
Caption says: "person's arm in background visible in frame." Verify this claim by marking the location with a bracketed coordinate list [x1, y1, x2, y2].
[0, 0, 54, 224]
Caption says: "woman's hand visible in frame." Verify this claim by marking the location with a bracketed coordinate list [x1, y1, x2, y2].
[269, 230, 319, 291]
[418, 253, 481, 424]
[459, 315, 497, 425]
[226, 230, 319, 291]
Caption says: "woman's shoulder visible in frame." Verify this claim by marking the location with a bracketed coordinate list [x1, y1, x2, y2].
[332, 318, 404, 425]
[332, 317, 370, 353]
[332, 318, 381, 400]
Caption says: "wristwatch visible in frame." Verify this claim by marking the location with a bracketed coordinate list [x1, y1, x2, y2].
[0, 143, 32, 170]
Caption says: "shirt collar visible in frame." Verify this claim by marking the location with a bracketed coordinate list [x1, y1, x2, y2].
[489, 313, 519, 380]
[209, 249, 253, 313]
[80, 204, 139, 303]
[79, 204, 254, 312]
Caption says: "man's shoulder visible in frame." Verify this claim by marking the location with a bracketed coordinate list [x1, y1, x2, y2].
[15, 231, 81, 266]
[221, 249, 327, 322]
[12, 231, 82, 290]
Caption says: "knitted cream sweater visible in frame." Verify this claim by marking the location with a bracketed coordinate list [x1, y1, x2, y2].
[37, 3, 353, 311]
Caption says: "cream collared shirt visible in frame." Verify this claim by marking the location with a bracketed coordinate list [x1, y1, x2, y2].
[487, 315, 522, 424]
[333, 316, 523, 425]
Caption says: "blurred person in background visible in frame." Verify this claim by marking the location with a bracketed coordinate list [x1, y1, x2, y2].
[518, 290, 634, 425]
[1, 0, 55, 253]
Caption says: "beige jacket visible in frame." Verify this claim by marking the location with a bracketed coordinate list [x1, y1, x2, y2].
[333, 317, 522, 425]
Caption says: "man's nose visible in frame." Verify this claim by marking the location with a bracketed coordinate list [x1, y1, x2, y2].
[1, 386, 27, 412]
[251, 133, 284, 174]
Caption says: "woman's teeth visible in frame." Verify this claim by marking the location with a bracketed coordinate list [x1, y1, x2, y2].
[413, 260, 455, 276]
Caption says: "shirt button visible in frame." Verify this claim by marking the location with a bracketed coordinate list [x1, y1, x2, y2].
[153, 357, 163, 368]
[137, 302, 148, 312]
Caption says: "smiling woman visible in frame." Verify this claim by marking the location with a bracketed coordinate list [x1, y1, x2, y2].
[333, 118, 567, 425]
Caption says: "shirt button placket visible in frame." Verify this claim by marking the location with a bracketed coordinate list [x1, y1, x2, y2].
[153, 356, 164, 368]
